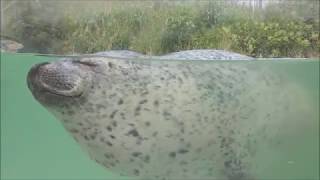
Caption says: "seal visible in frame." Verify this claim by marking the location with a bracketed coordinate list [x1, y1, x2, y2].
[93, 49, 254, 60]
[27, 50, 311, 180]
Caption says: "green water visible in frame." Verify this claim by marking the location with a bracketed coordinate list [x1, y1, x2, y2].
[1, 53, 319, 180]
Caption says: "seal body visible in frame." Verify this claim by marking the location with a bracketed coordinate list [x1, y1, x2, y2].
[94, 49, 253, 60]
[27, 51, 312, 180]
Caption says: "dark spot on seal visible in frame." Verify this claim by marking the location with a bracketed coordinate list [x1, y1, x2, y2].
[127, 129, 139, 137]
[84, 135, 89, 140]
[169, 152, 176, 158]
[178, 149, 189, 154]
[69, 129, 79, 133]
[132, 152, 142, 157]
[67, 110, 74, 115]
[153, 85, 161, 90]
[178, 77, 184, 84]
[106, 141, 113, 146]
[95, 104, 105, 110]
[144, 155, 150, 163]
[224, 160, 234, 173]
[139, 99, 148, 104]
[152, 131, 158, 137]
[104, 153, 112, 159]
[134, 106, 141, 116]
[136, 138, 143, 145]
[141, 90, 149, 96]
[112, 121, 117, 127]
[110, 110, 118, 119]
[110, 135, 116, 139]
[108, 62, 113, 68]
[145, 121, 151, 127]
[85, 106, 95, 113]
[106, 126, 112, 132]
[163, 110, 172, 120]
[90, 134, 96, 140]
[133, 169, 140, 176]
[109, 93, 117, 98]
[118, 99, 124, 105]
[100, 137, 105, 142]
[154, 100, 159, 107]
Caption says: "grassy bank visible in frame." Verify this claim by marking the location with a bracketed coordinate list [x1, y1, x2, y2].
[2, 1, 319, 58]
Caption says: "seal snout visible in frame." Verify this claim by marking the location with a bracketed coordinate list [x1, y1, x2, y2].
[27, 60, 88, 101]
[27, 62, 50, 92]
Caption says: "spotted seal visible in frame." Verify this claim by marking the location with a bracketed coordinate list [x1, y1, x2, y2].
[27, 50, 312, 180]
[93, 49, 253, 60]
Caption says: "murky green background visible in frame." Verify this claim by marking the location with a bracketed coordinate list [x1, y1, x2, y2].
[1, 53, 319, 179]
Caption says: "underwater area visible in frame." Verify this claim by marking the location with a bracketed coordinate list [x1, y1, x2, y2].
[1, 52, 319, 179]
[1, 0, 320, 179]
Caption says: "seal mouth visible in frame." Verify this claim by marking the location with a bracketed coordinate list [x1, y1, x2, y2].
[27, 61, 86, 100]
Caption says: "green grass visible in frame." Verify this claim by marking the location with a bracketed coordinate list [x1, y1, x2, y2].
[2, 1, 319, 58]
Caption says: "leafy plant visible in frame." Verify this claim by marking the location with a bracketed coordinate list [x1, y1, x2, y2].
[3, 1, 319, 58]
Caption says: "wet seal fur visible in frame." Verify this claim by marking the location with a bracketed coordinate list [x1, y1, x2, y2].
[27, 50, 312, 180]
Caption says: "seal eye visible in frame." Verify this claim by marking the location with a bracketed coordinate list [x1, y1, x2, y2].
[72, 60, 98, 67]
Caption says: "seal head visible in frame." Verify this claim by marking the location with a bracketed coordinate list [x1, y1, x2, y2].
[27, 59, 95, 107]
